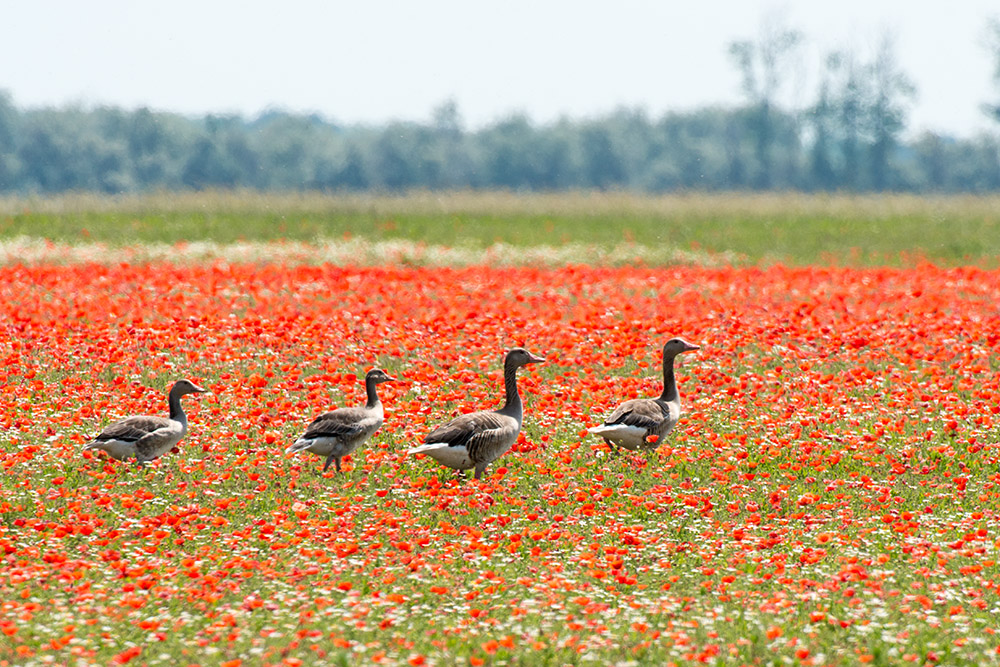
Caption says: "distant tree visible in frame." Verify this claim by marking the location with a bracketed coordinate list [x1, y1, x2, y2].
[127, 107, 170, 186]
[224, 133, 262, 188]
[912, 132, 947, 190]
[977, 135, 1000, 189]
[985, 17, 1000, 124]
[0, 91, 19, 189]
[594, 109, 653, 188]
[723, 112, 749, 189]
[479, 115, 542, 189]
[3, 70, 1000, 195]
[813, 50, 870, 190]
[370, 123, 427, 190]
[182, 138, 236, 189]
[532, 122, 578, 189]
[18, 125, 65, 191]
[429, 100, 476, 188]
[181, 115, 263, 189]
[866, 34, 915, 190]
[253, 113, 323, 189]
[15, 109, 126, 192]
[646, 109, 747, 190]
[911, 133, 1000, 192]
[806, 76, 838, 190]
[338, 145, 369, 190]
[952, 135, 1000, 191]
[579, 123, 625, 189]
[0, 91, 15, 150]
[834, 53, 867, 190]
[728, 17, 802, 188]
[127, 108, 164, 159]
[312, 139, 370, 191]
[432, 99, 462, 139]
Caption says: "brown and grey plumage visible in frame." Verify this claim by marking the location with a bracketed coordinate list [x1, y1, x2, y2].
[286, 368, 395, 472]
[408, 348, 544, 479]
[589, 337, 700, 451]
[83, 379, 208, 463]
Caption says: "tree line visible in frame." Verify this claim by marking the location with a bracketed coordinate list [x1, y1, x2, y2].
[2, 21, 1000, 194]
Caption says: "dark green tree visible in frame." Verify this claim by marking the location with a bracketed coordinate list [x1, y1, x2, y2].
[338, 145, 370, 190]
[912, 132, 947, 190]
[985, 17, 1000, 124]
[479, 115, 542, 189]
[181, 115, 260, 189]
[806, 78, 838, 190]
[867, 35, 915, 190]
[430, 100, 475, 188]
[728, 18, 802, 188]
[818, 51, 868, 190]
[127, 108, 170, 186]
[579, 123, 626, 189]
[181, 137, 237, 189]
[0, 91, 19, 189]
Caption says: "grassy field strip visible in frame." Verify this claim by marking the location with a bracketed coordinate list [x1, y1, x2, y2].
[5, 189, 1000, 219]
[0, 237, 742, 267]
[4, 191, 1000, 266]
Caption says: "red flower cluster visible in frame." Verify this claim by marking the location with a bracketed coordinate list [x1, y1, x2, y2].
[1, 261, 999, 664]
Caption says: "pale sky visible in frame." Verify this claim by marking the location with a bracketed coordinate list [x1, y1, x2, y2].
[3, 1, 998, 137]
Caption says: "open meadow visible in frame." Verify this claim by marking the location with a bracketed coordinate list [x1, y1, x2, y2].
[2, 193, 1000, 666]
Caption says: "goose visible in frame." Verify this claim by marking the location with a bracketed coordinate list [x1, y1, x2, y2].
[287, 368, 395, 472]
[83, 379, 208, 463]
[409, 347, 544, 479]
[589, 337, 699, 452]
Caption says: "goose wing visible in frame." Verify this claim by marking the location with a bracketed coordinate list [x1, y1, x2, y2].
[134, 425, 185, 460]
[96, 415, 171, 443]
[302, 406, 375, 440]
[423, 410, 517, 461]
[602, 398, 669, 431]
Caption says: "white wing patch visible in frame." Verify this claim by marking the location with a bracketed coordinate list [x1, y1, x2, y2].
[287, 436, 339, 457]
[588, 424, 648, 450]
[408, 443, 474, 470]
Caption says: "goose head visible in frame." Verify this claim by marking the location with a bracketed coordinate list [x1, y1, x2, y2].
[505, 347, 546, 368]
[366, 368, 396, 384]
[171, 379, 208, 396]
[662, 337, 700, 359]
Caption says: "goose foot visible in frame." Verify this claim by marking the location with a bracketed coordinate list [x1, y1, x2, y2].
[323, 455, 343, 473]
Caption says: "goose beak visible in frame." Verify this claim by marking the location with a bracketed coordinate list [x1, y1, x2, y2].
[527, 352, 546, 364]
[683, 343, 700, 352]
[191, 384, 209, 394]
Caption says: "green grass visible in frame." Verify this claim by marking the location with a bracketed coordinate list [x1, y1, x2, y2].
[3, 190, 1000, 265]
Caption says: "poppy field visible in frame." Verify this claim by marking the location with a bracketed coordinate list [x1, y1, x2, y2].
[2, 204, 1000, 665]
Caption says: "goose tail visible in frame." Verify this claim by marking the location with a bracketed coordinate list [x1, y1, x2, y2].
[407, 442, 450, 455]
[286, 438, 313, 454]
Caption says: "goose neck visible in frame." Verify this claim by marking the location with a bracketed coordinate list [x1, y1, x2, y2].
[501, 362, 523, 418]
[168, 387, 187, 423]
[659, 353, 679, 403]
[364, 377, 382, 409]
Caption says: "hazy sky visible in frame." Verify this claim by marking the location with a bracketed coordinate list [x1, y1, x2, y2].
[3, 1, 998, 137]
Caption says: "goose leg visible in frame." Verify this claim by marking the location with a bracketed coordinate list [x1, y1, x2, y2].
[474, 464, 487, 480]
[323, 455, 335, 472]
[602, 438, 620, 456]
